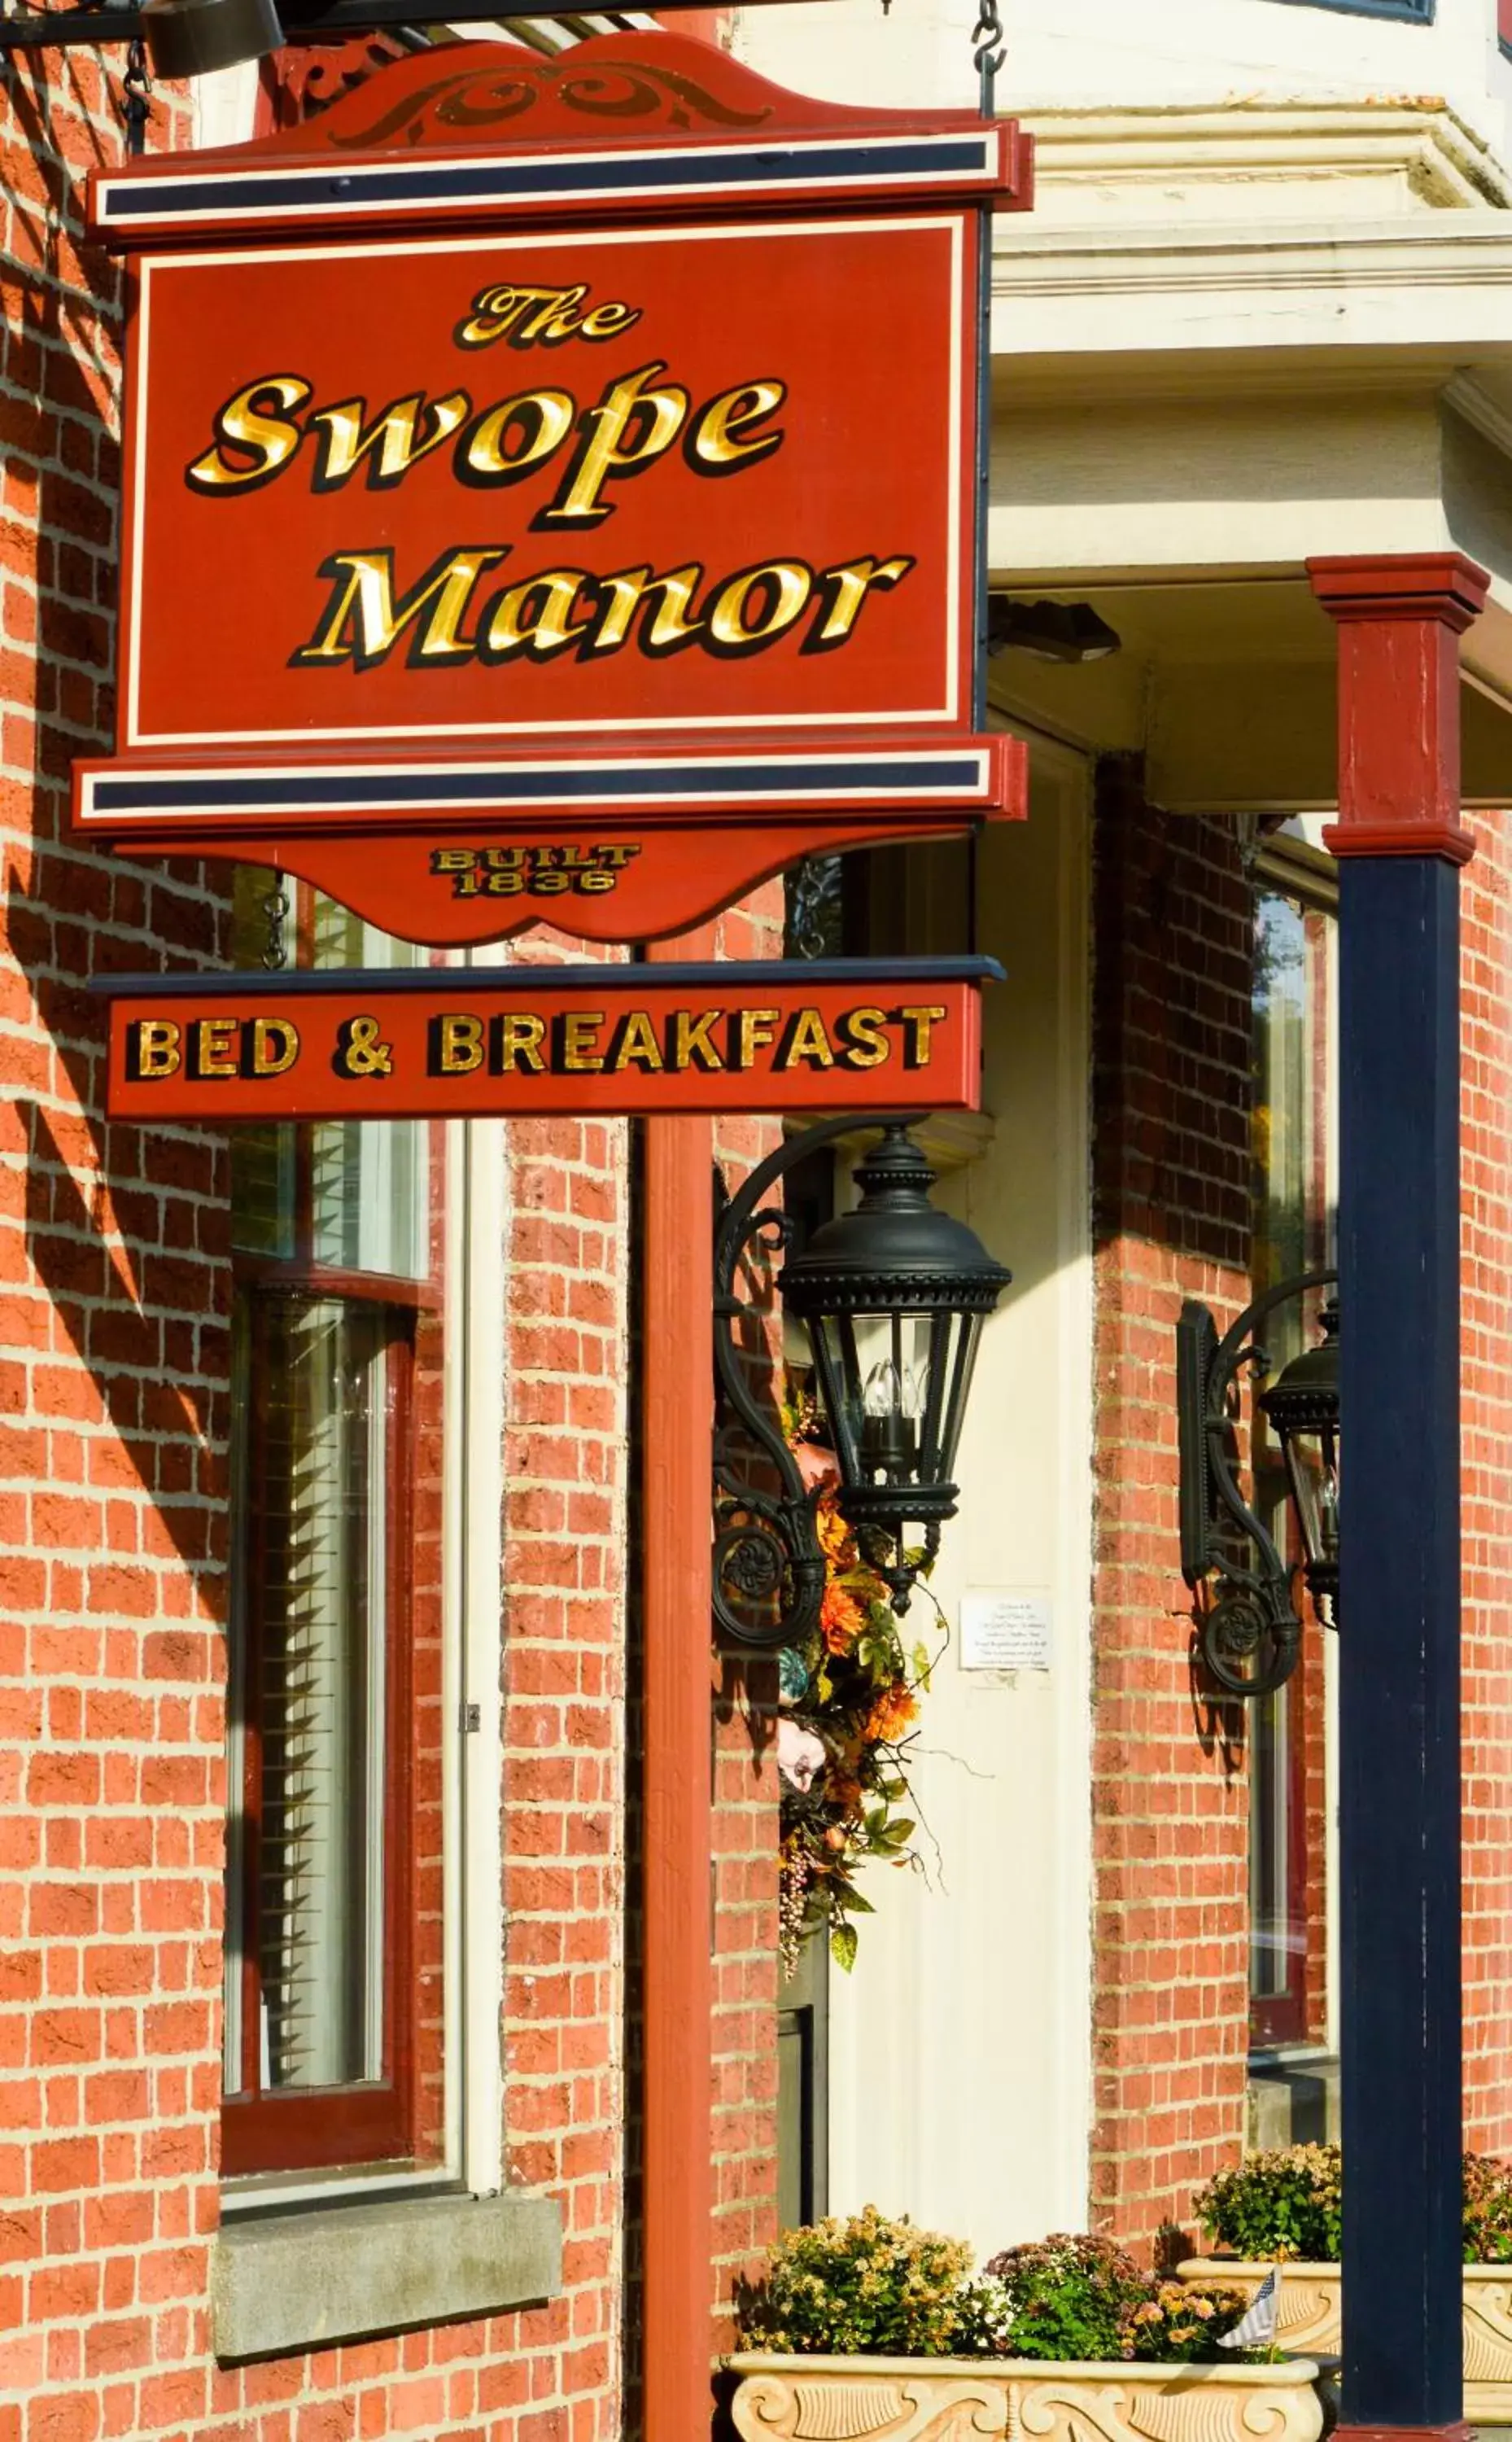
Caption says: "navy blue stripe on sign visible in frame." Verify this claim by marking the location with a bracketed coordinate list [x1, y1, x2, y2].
[98, 136, 990, 221]
[88, 758, 985, 814]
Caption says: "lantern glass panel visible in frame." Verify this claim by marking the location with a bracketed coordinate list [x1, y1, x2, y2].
[1279, 1422, 1340, 1573]
[806, 1305, 985, 1505]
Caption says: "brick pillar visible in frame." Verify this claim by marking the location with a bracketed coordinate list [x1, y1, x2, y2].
[1090, 763, 1253, 2258]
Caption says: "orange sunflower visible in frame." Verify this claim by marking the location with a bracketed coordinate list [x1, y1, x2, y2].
[820, 1580, 865, 1655]
[864, 1682, 919, 1744]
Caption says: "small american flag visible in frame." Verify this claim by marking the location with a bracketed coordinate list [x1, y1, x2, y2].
[1217, 2266, 1280, 2352]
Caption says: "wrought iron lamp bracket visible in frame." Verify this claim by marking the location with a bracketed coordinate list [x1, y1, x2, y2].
[711, 1110, 915, 1651]
[1177, 1265, 1337, 1700]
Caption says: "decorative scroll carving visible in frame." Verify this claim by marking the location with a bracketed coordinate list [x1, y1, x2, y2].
[326, 55, 773, 150]
[260, 36, 412, 132]
[1180, 2259, 1512, 2417]
[728, 2359, 1324, 2442]
[1464, 2271, 1512, 2388]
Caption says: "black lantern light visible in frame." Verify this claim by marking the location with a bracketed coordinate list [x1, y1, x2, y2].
[713, 1114, 1011, 1643]
[1259, 1296, 1340, 1623]
[1176, 1269, 1339, 1697]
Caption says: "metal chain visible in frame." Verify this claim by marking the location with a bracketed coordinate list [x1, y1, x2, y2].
[122, 36, 152, 159]
[261, 876, 290, 971]
[972, 0, 1004, 117]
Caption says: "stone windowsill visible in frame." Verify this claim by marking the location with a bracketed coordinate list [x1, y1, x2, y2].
[212, 2189, 562, 2361]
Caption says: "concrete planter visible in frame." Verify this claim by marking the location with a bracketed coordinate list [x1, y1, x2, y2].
[1178, 2260, 1512, 2421]
[728, 2348, 1325, 2442]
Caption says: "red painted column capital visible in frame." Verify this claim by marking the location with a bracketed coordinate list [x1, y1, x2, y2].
[1309, 550, 1491, 866]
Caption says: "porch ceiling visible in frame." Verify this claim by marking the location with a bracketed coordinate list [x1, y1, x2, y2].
[987, 211, 1512, 810]
[984, 575, 1512, 814]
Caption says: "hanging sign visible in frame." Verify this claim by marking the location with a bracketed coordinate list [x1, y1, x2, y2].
[92, 957, 997, 1124]
[72, 740, 1020, 948]
[73, 34, 1032, 947]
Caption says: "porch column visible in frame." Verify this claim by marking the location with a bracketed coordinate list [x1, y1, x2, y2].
[642, 927, 717, 2436]
[1309, 552, 1488, 2442]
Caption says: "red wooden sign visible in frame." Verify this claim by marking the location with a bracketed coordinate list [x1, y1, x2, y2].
[95, 959, 992, 1123]
[75, 35, 1032, 947]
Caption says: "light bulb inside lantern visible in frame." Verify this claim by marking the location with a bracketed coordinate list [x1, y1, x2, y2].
[859, 1357, 918, 1477]
[1318, 1468, 1339, 1563]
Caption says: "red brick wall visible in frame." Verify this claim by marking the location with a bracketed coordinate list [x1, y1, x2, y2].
[709, 891, 784, 2338]
[1089, 768, 1254, 2258]
[0, 63, 780, 2442]
[1461, 821, 1512, 2158]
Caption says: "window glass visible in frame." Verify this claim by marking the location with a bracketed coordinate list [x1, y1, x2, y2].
[222, 870, 439, 2177]
[1249, 878, 1335, 2042]
[225, 1296, 393, 2096]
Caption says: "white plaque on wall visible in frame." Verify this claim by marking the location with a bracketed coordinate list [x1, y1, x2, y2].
[959, 1588, 1053, 1674]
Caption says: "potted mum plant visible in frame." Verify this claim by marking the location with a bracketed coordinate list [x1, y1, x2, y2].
[728, 2207, 1326, 2442]
[1178, 2144, 1512, 2420]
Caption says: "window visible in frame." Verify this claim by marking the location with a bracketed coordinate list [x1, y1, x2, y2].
[1501, 0, 1512, 58]
[1249, 861, 1336, 2049]
[222, 882, 447, 2177]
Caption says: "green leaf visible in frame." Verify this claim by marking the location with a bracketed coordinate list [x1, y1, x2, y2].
[881, 1818, 916, 1848]
[845, 1888, 876, 1913]
[831, 1922, 859, 1972]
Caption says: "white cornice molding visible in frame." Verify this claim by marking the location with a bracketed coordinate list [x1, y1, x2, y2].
[990, 216, 1512, 386]
[1443, 371, 1512, 460]
[1018, 99, 1512, 214]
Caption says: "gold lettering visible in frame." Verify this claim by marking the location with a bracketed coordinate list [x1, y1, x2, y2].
[430, 848, 476, 873]
[458, 284, 570, 346]
[898, 1004, 947, 1067]
[777, 1006, 835, 1070]
[688, 379, 785, 474]
[127, 1018, 181, 1079]
[559, 1010, 605, 1072]
[186, 375, 311, 493]
[580, 300, 640, 340]
[540, 361, 689, 527]
[606, 1009, 664, 1073]
[248, 1017, 299, 1078]
[309, 392, 470, 491]
[586, 564, 703, 655]
[193, 1017, 238, 1079]
[430, 1013, 485, 1074]
[293, 546, 505, 671]
[672, 1009, 724, 1072]
[333, 1014, 394, 1078]
[708, 562, 811, 652]
[492, 1013, 546, 1073]
[461, 390, 575, 484]
[811, 556, 914, 646]
[735, 1008, 780, 1070]
[835, 1008, 891, 1070]
[457, 283, 642, 348]
[483, 569, 591, 661]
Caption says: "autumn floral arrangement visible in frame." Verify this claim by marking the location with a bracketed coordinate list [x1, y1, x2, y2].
[736, 2210, 1252, 2363]
[776, 1433, 936, 1976]
[1195, 2143, 1512, 2265]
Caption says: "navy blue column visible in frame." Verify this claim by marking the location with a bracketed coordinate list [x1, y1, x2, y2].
[1337, 852, 1466, 2436]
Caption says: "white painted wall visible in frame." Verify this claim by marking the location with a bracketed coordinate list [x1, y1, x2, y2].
[736, 0, 1512, 164]
[824, 745, 1095, 2261]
